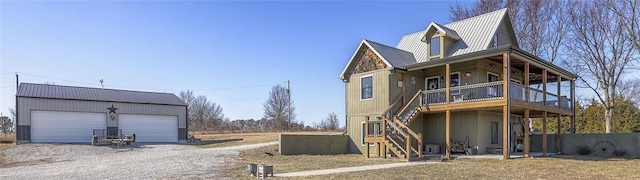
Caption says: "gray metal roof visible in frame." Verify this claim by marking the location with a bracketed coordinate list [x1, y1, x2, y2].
[396, 8, 509, 63]
[365, 39, 417, 67]
[16, 83, 187, 106]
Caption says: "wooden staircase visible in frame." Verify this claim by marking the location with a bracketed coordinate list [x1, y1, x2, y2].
[365, 90, 424, 161]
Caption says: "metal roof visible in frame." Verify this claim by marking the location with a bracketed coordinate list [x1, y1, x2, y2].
[365, 39, 417, 67]
[396, 8, 509, 63]
[16, 83, 187, 106]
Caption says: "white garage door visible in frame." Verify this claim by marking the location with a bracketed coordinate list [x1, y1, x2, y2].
[118, 114, 178, 143]
[31, 111, 106, 143]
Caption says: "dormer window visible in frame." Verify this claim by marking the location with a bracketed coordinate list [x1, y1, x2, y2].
[430, 37, 440, 57]
[492, 34, 499, 47]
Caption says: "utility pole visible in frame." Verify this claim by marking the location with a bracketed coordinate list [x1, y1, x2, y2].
[287, 80, 291, 131]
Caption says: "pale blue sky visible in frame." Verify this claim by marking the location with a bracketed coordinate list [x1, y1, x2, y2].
[0, 1, 456, 126]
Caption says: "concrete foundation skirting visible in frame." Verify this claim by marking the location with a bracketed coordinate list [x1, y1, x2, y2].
[279, 134, 349, 155]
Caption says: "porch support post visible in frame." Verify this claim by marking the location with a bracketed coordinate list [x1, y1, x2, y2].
[524, 109, 530, 158]
[502, 53, 511, 160]
[365, 144, 370, 158]
[446, 64, 450, 104]
[402, 73, 407, 104]
[383, 143, 387, 159]
[543, 69, 547, 105]
[445, 110, 451, 159]
[543, 111, 547, 156]
[502, 105, 509, 160]
[571, 80, 576, 133]
[524, 62, 530, 102]
[365, 117, 369, 158]
[557, 75, 562, 154]
[376, 142, 381, 157]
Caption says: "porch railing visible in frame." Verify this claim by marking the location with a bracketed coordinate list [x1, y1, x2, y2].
[510, 83, 572, 110]
[423, 81, 504, 105]
[423, 81, 572, 110]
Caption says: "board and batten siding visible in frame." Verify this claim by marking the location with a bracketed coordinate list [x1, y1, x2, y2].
[346, 69, 391, 153]
[16, 97, 187, 142]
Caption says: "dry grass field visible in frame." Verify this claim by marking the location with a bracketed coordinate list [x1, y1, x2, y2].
[191, 131, 341, 148]
[0, 143, 15, 168]
[292, 156, 640, 180]
[224, 144, 399, 179]
[0, 134, 15, 144]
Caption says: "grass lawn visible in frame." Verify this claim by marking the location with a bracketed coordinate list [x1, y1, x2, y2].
[224, 144, 399, 179]
[278, 155, 640, 180]
[192, 131, 341, 148]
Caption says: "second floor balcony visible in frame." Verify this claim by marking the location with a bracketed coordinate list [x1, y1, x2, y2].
[422, 81, 573, 111]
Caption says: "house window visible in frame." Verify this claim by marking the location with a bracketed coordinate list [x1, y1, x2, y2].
[491, 122, 499, 144]
[450, 72, 460, 95]
[361, 75, 373, 100]
[430, 37, 440, 57]
[426, 76, 440, 90]
[361, 121, 375, 146]
[487, 72, 500, 82]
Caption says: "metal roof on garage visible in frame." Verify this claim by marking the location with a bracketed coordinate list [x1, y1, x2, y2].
[16, 83, 187, 106]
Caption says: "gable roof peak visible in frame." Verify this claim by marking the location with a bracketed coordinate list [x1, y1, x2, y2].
[421, 22, 461, 42]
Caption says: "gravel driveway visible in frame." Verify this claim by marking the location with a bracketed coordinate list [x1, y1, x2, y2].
[0, 142, 277, 179]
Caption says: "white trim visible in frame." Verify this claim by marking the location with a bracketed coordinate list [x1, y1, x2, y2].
[361, 121, 375, 146]
[450, 72, 461, 95]
[360, 75, 374, 101]
[487, 71, 500, 82]
[339, 39, 393, 80]
[422, 22, 461, 41]
[425, 76, 440, 90]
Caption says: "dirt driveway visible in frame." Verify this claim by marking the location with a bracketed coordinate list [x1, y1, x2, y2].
[0, 142, 277, 179]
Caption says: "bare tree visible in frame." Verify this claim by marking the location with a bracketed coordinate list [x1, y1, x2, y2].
[323, 112, 339, 131]
[9, 108, 16, 122]
[263, 85, 295, 131]
[604, 0, 640, 52]
[563, 0, 637, 133]
[180, 90, 225, 131]
[449, 0, 566, 63]
[617, 79, 640, 105]
[0, 116, 13, 134]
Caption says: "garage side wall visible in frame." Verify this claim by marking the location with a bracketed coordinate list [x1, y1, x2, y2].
[16, 97, 187, 143]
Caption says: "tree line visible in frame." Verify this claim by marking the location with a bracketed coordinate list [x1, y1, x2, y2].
[180, 84, 342, 132]
[451, 0, 640, 133]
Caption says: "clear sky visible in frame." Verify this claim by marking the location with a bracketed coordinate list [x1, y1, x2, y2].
[0, 1, 455, 126]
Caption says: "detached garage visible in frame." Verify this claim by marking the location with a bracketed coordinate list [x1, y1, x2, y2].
[16, 83, 188, 144]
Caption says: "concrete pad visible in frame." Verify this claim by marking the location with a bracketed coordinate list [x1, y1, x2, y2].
[274, 161, 438, 177]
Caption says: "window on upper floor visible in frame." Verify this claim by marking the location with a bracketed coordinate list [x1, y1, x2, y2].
[493, 34, 499, 47]
[361, 75, 373, 100]
[430, 37, 440, 57]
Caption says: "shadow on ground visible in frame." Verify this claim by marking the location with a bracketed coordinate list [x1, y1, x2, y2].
[187, 139, 244, 146]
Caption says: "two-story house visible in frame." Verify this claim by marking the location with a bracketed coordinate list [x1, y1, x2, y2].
[339, 9, 576, 160]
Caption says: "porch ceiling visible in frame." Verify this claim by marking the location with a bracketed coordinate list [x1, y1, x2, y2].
[487, 55, 568, 84]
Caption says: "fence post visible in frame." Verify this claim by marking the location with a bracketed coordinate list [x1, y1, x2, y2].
[406, 135, 411, 160]
[418, 133, 423, 157]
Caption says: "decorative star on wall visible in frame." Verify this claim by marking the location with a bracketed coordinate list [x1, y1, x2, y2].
[107, 105, 118, 114]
